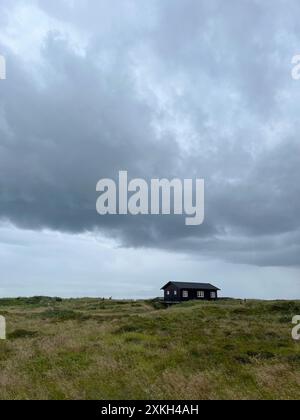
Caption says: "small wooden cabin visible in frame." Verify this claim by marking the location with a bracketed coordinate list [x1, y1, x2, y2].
[161, 281, 220, 302]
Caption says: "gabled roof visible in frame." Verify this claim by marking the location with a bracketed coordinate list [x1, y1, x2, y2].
[161, 281, 220, 291]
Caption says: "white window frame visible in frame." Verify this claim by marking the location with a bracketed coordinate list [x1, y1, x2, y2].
[197, 291, 205, 299]
[166, 290, 170, 296]
[174, 290, 177, 296]
[210, 291, 216, 299]
[182, 290, 188, 298]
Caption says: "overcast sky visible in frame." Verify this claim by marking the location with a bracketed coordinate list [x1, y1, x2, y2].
[0, 0, 299, 299]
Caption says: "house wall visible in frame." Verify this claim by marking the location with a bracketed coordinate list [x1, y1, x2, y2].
[164, 287, 218, 302]
[163, 285, 180, 302]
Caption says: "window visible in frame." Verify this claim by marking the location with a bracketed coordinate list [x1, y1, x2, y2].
[182, 290, 188, 298]
[197, 291, 205, 299]
[210, 292, 216, 299]
[166, 290, 170, 296]
[174, 290, 177, 296]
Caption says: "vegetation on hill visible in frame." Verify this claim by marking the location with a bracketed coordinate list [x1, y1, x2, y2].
[0, 298, 299, 400]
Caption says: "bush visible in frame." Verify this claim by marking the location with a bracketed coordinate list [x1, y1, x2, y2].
[39, 309, 90, 322]
[147, 298, 167, 310]
[8, 329, 38, 340]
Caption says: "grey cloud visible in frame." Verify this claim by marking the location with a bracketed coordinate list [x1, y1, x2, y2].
[0, 0, 300, 269]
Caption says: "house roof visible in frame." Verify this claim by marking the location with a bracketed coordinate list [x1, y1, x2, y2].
[161, 281, 220, 291]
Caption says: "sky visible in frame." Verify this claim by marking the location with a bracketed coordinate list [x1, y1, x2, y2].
[0, 0, 299, 299]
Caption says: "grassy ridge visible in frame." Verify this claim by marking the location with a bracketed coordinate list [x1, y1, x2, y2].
[0, 298, 299, 400]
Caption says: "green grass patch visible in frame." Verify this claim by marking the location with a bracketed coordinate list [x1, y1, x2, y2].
[0, 297, 299, 400]
[8, 329, 38, 340]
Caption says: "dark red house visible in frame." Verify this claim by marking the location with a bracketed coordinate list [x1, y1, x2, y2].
[161, 281, 220, 302]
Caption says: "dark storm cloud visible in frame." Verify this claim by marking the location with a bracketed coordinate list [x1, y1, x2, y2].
[0, 0, 300, 267]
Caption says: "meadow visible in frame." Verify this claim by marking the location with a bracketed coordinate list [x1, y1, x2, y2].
[0, 297, 299, 400]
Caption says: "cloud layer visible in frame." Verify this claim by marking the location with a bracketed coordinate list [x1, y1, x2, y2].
[0, 0, 300, 271]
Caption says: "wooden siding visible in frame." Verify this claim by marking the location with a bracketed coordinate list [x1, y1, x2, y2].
[164, 286, 218, 302]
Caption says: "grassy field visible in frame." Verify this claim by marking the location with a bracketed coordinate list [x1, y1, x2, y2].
[0, 297, 299, 400]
